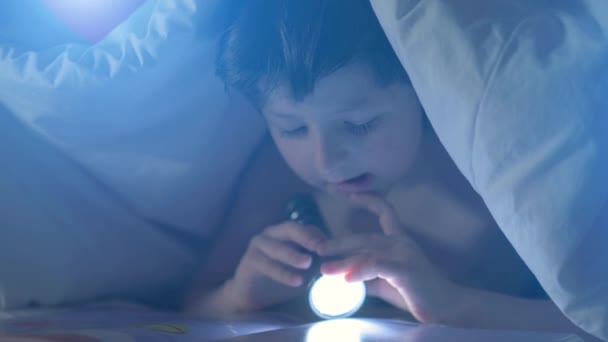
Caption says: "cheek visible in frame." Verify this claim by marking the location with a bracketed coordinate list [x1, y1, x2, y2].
[272, 135, 320, 185]
[365, 116, 422, 178]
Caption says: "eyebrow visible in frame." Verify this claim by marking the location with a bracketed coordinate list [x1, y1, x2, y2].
[265, 112, 298, 120]
[332, 96, 372, 114]
[266, 97, 373, 119]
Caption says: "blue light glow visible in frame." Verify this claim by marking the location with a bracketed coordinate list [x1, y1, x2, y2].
[40, 0, 146, 42]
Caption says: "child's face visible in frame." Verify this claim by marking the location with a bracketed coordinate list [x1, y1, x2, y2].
[262, 63, 423, 195]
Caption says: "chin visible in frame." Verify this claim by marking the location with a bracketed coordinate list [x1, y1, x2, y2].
[370, 179, 396, 196]
[324, 184, 388, 198]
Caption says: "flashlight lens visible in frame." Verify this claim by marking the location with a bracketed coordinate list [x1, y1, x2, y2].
[309, 274, 366, 319]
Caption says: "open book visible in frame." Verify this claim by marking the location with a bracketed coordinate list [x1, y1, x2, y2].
[0, 305, 582, 341]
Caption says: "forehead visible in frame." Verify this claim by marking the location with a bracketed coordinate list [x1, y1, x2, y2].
[263, 64, 394, 117]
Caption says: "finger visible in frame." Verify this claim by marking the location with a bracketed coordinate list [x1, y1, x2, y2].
[349, 193, 403, 236]
[264, 222, 328, 251]
[344, 258, 402, 283]
[253, 235, 312, 269]
[250, 249, 304, 287]
[366, 279, 410, 312]
[316, 234, 380, 257]
[320, 254, 368, 275]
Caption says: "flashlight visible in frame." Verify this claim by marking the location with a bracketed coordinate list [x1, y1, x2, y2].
[286, 194, 366, 320]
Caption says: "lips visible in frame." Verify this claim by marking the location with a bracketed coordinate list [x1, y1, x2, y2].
[330, 173, 374, 193]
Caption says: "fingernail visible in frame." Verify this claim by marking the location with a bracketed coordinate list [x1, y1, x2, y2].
[300, 255, 312, 268]
[291, 275, 303, 287]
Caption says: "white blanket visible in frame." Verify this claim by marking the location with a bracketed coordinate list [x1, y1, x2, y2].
[371, 0, 608, 339]
[0, 0, 265, 309]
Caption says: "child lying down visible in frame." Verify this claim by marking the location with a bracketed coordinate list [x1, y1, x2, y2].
[184, 0, 590, 336]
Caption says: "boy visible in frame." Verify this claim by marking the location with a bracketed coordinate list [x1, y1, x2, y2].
[185, 0, 583, 333]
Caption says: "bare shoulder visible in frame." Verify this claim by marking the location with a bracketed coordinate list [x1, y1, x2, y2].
[228, 136, 312, 225]
[192, 137, 311, 289]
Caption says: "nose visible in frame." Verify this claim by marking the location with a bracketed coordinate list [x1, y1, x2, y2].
[313, 134, 349, 181]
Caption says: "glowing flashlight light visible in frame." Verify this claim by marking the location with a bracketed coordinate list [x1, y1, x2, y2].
[308, 274, 366, 320]
[287, 194, 367, 320]
[306, 319, 368, 342]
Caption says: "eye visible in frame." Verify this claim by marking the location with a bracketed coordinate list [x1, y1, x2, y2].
[345, 117, 381, 136]
[279, 126, 308, 138]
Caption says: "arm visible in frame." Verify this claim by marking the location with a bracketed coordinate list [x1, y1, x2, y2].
[183, 137, 312, 314]
[318, 193, 599, 340]
[450, 286, 602, 341]
[184, 279, 242, 317]
[188, 137, 309, 292]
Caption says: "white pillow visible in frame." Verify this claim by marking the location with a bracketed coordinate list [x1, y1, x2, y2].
[372, 0, 608, 339]
[0, 0, 265, 309]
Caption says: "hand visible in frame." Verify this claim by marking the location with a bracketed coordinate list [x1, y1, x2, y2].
[224, 221, 328, 312]
[316, 193, 462, 324]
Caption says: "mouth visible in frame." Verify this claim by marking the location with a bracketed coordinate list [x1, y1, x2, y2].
[329, 173, 374, 193]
